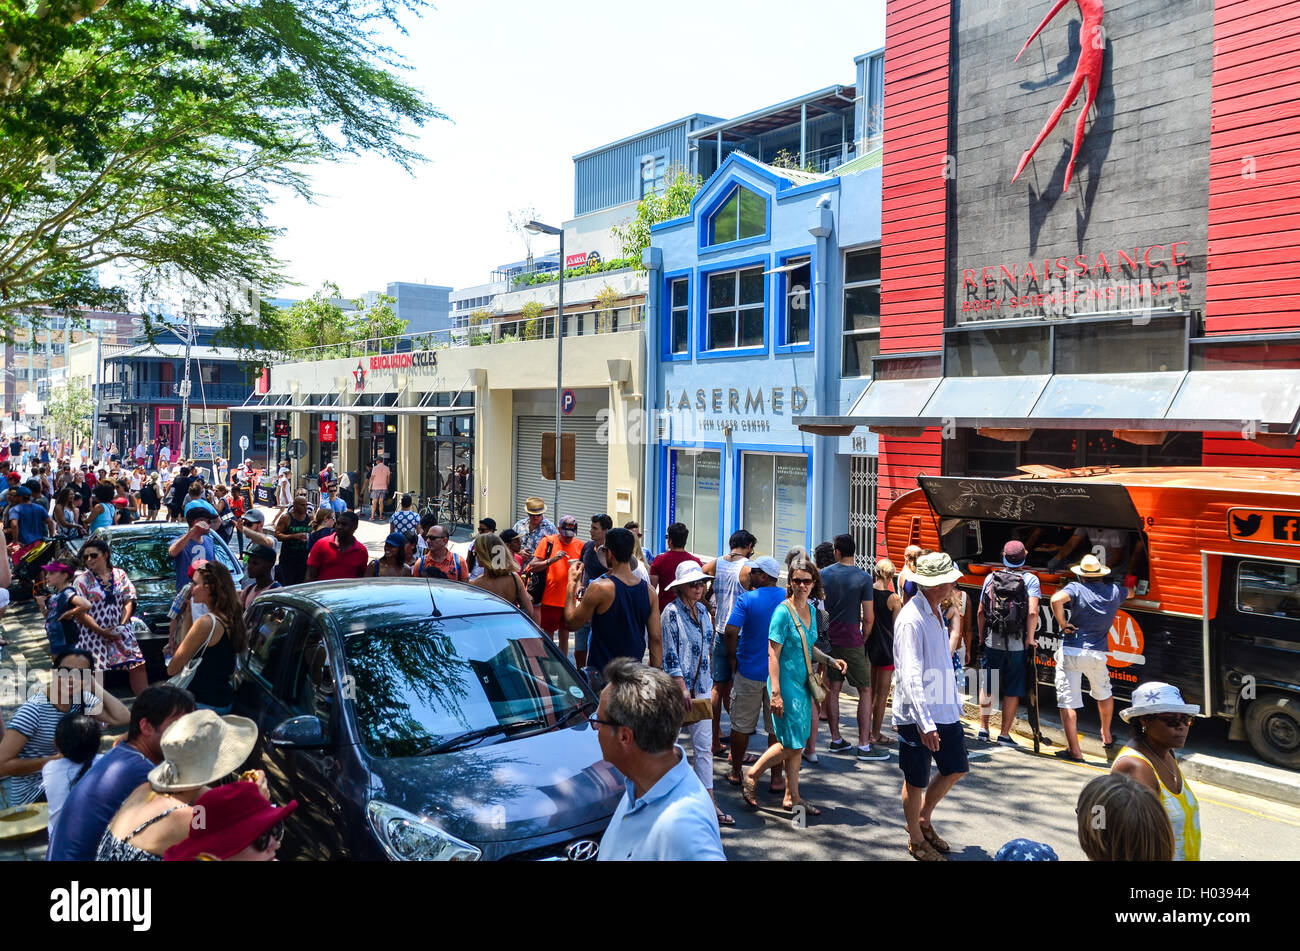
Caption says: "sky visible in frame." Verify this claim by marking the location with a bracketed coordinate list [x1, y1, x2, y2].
[267, 0, 886, 300]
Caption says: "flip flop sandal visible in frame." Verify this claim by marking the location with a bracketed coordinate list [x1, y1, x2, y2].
[740, 775, 759, 810]
[909, 839, 946, 862]
[1054, 749, 1086, 763]
[920, 823, 950, 853]
[787, 801, 822, 817]
[726, 772, 743, 786]
[872, 735, 894, 746]
[716, 811, 736, 827]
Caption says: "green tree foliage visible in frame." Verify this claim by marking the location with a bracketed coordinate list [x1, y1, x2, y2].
[355, 293, 406, 343]
[45, 376, 93, 446]
[280, 282, 352, 351]
[0, 0, 442, 348]
[612, 163, 702, 267]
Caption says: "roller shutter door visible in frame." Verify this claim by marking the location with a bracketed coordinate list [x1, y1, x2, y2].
[514, 415, 609, 525]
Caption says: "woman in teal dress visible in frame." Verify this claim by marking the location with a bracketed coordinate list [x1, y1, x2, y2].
[742, 556, 846, 818]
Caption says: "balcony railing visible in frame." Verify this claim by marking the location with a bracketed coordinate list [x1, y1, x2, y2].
[99, 381, 252, 403]
[279, 304, 644, 364]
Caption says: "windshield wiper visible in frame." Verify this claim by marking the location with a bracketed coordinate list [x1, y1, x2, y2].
[415, 718, 549, 755]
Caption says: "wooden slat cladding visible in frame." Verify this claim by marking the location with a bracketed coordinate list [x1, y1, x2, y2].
[877, 0, 951, 552]
[1204, 0, 1300, 336]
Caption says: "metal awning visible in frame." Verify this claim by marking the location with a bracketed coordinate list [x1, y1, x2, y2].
[796, 369, 1300, 436]
[228, 403, 472, 417]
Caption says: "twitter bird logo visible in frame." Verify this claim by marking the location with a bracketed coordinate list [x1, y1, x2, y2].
[1232, 513, 1262, 538]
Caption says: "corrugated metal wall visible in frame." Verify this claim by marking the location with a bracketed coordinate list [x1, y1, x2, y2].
[574, 125, 690, 216]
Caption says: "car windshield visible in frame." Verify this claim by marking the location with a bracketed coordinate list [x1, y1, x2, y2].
[343, 614, 593, 758]
[108, 535, 180, 581]
[92, 531, 240, 583]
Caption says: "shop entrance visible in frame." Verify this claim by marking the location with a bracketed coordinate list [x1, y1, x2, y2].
[360, 415, 398, 470]
[422, 413, 474, 536]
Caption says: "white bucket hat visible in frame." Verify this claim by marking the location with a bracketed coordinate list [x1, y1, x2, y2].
[147, 710, 259, 792]
[667, 562, 714, 590]
[1119, 682, 1200, 722]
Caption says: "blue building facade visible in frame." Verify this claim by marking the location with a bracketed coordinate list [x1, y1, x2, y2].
[643, 152, 882, 563]
[371, 282, 453, 335]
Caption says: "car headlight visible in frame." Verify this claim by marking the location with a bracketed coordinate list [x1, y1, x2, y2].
[366, 800, 482, 861]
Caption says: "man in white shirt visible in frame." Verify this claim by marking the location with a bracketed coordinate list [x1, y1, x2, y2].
[595, 658, 725, 861]
[892, 551, 969, 862]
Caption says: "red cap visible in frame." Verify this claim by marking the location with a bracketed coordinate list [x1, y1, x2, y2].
[112, 497, 129, 507]
[164, 782, 297, 861]
[187, 558, 210, 578]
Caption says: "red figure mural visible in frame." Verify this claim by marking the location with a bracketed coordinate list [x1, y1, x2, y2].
[1012, 0, 1105, 192]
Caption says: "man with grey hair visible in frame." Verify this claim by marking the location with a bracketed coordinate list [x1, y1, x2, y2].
[593, 658, 726, 861]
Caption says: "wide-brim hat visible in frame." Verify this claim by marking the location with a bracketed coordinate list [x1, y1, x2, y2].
[912, 551, 963, 587]
[164, 782, 297, 861]
[668, 563, 714, 590]
[1071, 554, 1111, 578]
[147, 711, 259, 792]
[0, 802, 49, 839]
[525, 497, 547, 516]
[1119, 682, 1200, 722]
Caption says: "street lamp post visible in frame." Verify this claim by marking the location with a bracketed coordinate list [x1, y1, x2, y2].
[525, 220, 564, 518]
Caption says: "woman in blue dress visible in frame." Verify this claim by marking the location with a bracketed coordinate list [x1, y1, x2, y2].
[741, 555, 846, 819]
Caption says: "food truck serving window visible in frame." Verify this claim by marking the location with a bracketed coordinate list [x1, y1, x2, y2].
[917, 476, 1142, 529]
[1237, 561, 1300, 622]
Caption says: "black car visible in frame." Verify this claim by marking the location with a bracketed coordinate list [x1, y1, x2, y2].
[79, 523, 247, 678]
[233, 578, 623, 861]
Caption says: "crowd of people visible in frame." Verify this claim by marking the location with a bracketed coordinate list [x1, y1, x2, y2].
[0, 435, 1204, 862]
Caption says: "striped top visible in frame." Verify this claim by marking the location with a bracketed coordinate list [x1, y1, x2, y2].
[1114, 747, 1201, 861]
[0, 691, 100, 806]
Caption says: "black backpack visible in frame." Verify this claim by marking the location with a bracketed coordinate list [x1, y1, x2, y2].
[982, 569, 1029, 641]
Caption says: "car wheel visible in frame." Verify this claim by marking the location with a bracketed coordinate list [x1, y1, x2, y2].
[1244, 693, 1300, 770]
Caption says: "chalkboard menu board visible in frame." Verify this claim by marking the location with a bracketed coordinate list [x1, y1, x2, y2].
[917, 476, 1141, 529]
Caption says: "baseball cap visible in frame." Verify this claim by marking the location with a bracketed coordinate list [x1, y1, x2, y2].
[1002, 540, 1028, 567]
[15, 486, 30, 498]
[747, 556, 783, 579]
[41, 562, 73, 574]
[245, 544, 277, 563]
[241, 509, 266, 525]
[187, 558, 210, 578]
[500, 528, 519, 543]
[184, 500, 219, 518]
[385, 532, 407, 548]
[558, 516, 579, 532]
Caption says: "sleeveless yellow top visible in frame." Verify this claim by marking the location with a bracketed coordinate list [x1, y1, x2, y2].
[1114, 746, 1201, 861]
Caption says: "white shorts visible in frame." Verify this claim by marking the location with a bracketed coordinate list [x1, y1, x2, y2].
[1054, 649, 1113, 709]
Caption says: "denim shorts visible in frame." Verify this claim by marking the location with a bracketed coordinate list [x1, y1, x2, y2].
[980, 647, 1027, 699]
[574, 622, 591, 653]
[897, 721, 969, 788]
[711, 630, 732, 683]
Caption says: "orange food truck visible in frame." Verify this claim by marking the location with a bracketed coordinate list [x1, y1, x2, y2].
[885, 466, 1300, 769]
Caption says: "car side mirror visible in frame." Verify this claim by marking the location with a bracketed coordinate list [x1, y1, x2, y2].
[269, 715, 330, 750]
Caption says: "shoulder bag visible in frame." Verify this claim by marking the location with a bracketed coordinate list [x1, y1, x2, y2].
[680, 604, 713, 725]
[786, 598, 827, 705]
[526, 538, 553, 604]
[167, 615, 218, 689]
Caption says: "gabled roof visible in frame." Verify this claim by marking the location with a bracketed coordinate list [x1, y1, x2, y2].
[833, 147, 884, 176]
[107, 343, 247, 362]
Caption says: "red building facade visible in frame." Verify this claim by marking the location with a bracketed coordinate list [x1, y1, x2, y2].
[864, 0, 1300, 546]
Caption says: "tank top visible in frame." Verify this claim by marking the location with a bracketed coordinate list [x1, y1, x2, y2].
[712, 556, 745, 634]
[186, 615, 235, 708]
[89, 504, 113, 532]
[280, 514, 311, 559]
[96, 805, 181, 862]
[588, 574, 652, 672]
[1113, 747, 1201, 861]
[868, 587, 896, 667]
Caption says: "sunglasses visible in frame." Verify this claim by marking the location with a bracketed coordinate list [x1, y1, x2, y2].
[83, 551, 103, 560]
[791, 577, 814, 586]
[1150, 714, 1194, 728]
[253, 820, 285, 852]
[685, 581, 706, 589]
[588, 712, 621, 730]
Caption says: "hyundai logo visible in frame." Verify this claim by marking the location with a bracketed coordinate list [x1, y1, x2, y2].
[565, 839, 599, 861]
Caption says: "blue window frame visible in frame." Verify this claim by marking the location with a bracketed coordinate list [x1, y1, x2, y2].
[661, 269, 692, 361]
[697, 174, 771, 254]
[842, 246, 881, 378]
[696, 255, 769, 359]
[774, 245, 815, 354]
[640, 151, 667, 198]
[731, 445, 813, 558]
